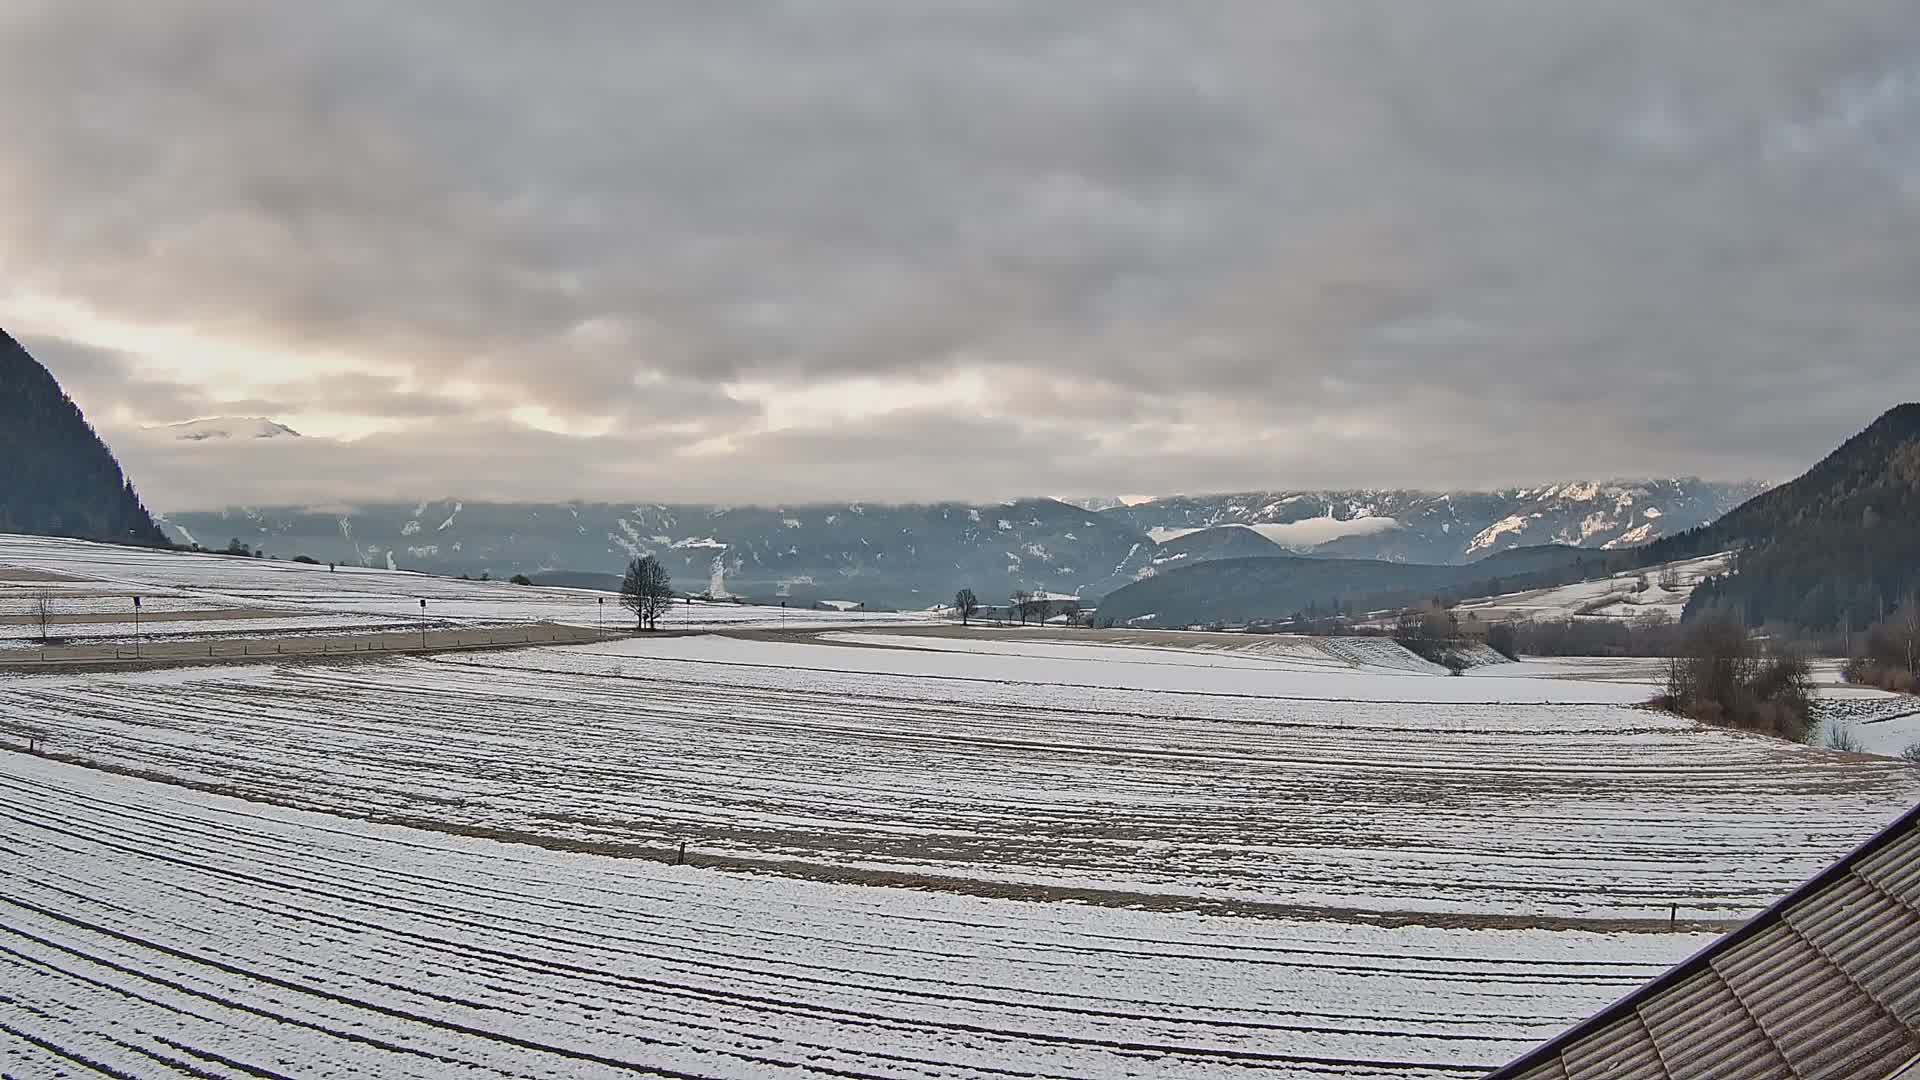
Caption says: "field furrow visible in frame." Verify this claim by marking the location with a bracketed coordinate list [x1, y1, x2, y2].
[6, 634, 1914, 920]
[1, 752, 1700, 1079]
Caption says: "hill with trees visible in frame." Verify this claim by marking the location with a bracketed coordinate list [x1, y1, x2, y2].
[0, 329, 166, 546]
[1641, 404, 1920, 631]
[1092, 545, 1602, 628]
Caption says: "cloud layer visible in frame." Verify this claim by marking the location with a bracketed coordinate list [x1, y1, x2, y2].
[6, 2, 1920, 509]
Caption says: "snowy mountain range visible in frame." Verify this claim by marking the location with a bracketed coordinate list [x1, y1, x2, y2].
[1104, 479, 1766, 564]
[158, 479, 1764, 608]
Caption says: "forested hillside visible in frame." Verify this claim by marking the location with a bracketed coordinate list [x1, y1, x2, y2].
[1091, 545, 1609, 627]
[1645, 404, 1920, 629]
[0, 329, 167, 545]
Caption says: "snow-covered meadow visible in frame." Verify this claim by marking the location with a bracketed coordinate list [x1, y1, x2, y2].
[4, 534, 1919, 1078]
[0, 534, 934, 650]
[7, 629, 1915, 924]
[1451, 552, 1733, 624]
[1, 752, 1707, 1079]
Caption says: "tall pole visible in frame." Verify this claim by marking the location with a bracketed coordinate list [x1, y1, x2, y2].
[133, 595, 142, 658]
[598, 596, 605, 635]
[419, 598, 427, 649]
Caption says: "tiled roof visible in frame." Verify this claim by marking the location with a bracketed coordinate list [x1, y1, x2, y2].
[1488, 803, 1920, 1080]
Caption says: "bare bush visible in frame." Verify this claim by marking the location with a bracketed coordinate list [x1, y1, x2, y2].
[1392, 603, 1460, 665]
[1824, 722, 1865, 753]
[1843, 597, 1920, 695]
[1485, 621, 1520, 661]
[1653, 616, 1814, 742]
[1507, 615, 1684, 658]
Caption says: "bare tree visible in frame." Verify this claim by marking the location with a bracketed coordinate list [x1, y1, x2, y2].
[1657, 567, 1682, 592]
[953, 588, 979, 626]
[33, 589, 52, 644]
[1012, 590, 1034, 626]
[620, 556, 674, 631]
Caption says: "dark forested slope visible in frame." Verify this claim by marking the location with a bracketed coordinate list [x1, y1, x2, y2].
[0, 329, 167, 545]
[1645, 404, 1920, 628]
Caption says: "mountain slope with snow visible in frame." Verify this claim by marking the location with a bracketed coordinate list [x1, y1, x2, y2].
[157, 480, 1766, 609]
[1103, 480, 1763, 564]
[160, 498, 1156, 609]
[160, 417, 303, 441]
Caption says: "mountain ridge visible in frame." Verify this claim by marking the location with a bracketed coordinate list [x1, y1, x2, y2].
[0, 329, 168, 546]
[158, 477, 1761, 609]
[1097, 479, 1765, 563]
[1643, 403, 1920, 628]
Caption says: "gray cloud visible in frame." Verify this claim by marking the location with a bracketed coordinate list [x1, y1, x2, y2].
[5, 1, 1919, 508]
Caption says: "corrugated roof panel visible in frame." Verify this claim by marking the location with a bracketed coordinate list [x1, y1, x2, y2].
[1784, 875, 1920, 1033]
[1558, 1013, 1664, 1079]
[1714, 923, 1915, 1078]
[1856, 827, 1920, 905]
[1638, 968, 1792, 1080]
[1506, 1058, 1571, 1080]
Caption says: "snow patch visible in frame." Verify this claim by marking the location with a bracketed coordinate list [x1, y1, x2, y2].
[1467, 514, 1535, 554]
[1247, 515, 1400, 549]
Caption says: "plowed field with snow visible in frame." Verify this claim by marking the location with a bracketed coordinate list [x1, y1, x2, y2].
[1, 753, 1709, 1079]
[4, 536, 1919, 1077]
[8, 632, 1913, 925]
[0, 534, 933, 651]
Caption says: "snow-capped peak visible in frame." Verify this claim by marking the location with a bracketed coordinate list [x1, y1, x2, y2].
[160, 417, 303, 441]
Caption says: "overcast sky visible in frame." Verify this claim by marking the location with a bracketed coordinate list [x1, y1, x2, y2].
[6, 2, 1919, 510]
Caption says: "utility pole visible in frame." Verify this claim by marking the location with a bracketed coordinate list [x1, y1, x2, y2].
[598, 595, 605, 635]
[132, 595, 142, 658]
[419, 598, 428, 649]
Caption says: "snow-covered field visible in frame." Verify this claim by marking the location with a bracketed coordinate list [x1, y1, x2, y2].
[1, 752, 1707, 1079]
[0, 534, 935, 643]
[1452, 552, 1734, 624]
[7, 631, 1915, 924]
[5, 534, 1919, 1078]
[0, 612, 414, 649]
